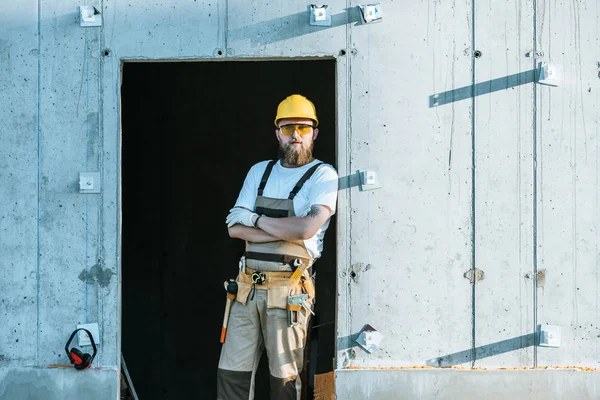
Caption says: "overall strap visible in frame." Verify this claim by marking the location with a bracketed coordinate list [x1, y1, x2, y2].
[257, 160, 277, 196]
[288, 162, 324, 200]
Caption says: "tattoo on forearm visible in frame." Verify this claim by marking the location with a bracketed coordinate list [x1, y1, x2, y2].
[307, 206, 321, 218]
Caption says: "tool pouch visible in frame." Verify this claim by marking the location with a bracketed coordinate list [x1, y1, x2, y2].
[234, 281, 252, 306]
[235, 271, 303, 309]
[267, 277, 302, 310]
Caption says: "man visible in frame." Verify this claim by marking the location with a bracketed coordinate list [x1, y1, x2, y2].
[217, 94, 338, 400]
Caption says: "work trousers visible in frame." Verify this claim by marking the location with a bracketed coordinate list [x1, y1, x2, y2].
[217, 288, 313, 400]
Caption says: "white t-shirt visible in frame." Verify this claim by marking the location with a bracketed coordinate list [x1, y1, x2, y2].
[234, 159, 339, 259]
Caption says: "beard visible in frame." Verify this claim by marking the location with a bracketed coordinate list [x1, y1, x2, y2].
[278, 142, 314, 166]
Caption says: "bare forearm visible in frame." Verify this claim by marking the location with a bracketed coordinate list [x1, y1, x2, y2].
[254, 216, 311, 241]
[227, 205, 332, 242]
[228, 225, 279, 242]
[255, 205, 332, 241]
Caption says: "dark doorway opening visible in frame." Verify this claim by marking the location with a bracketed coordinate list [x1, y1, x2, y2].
[121, 59, 337, 399]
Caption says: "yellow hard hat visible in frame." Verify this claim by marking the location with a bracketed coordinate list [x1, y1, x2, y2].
[274, 94, 319, 127]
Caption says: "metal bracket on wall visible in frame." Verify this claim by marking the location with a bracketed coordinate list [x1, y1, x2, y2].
[79, 5, 102, 27]
[536, 62, 560, 87]
[76, 323, 100, 346]
[354, 324, 384, 353]
[538, 324, 561, 347]
[356, 4, 382, 24]
[337, 170, 383, 191]
[308, 4, 332, 26]
[79, 172, 101, 194]
[357, 169, 382, 191]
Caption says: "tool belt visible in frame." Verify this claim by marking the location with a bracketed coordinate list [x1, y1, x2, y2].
[244, 251, 313, 271]
[234, 268, 315, 310]
[244, 252, 311, 266]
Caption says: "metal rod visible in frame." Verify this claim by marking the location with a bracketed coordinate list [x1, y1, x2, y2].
[121, 353, 140, 400]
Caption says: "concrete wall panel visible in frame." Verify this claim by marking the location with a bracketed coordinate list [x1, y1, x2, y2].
[104, 0, 220, 59]
[335, 26, 352, 370]
[0, 367, 118, 400]
[227, 0, 347, 57]
[473, 0, 535, 367]
[98, 51, 120, 370]
[535, 0, 600, 367]
[339, 0, 474, 368]
[0, 0, 39, 366]
[336, 369, 600, 400]
[1, 0, 599, 397]
[37, 0, 105, 365]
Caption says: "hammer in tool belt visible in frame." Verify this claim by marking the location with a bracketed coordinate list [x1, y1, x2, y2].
[220, 279, 238, 343]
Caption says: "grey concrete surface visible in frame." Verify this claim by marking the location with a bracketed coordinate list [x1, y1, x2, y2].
[534, 0, 600, 367]
[0, 0, 598, 397]
[472, 0, 535, 368]
[336, 369, 600, 400]
[336, 0, 475, 371]
[0, 367, 118, 400]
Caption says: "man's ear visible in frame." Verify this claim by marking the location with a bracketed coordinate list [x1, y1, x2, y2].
[313, 128, 319, 140]
[275, 129, 281, 140]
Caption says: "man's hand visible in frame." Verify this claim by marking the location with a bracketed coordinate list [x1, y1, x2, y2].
[226, 207, 259, 228]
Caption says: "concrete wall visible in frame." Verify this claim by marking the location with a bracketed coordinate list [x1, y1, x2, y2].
[336, 369, 600, 400]
[337, 0, 599, 374]
[1, 0, 598, 399]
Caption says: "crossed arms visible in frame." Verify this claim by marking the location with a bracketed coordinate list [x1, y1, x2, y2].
[228, 204, 333, 243]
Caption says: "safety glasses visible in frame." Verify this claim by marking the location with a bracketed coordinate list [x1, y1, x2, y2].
[278, 124, 314, 136]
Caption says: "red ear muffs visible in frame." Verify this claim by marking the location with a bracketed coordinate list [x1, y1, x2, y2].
[65, 328, 97, 370]
[69, 348, 92, 370]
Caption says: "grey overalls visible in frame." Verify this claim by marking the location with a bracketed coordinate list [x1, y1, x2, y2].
[217, 160, 323, 400]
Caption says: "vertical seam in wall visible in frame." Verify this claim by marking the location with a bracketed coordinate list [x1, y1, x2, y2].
[532, 0, 539, 368]
[345, 0, 353, 366]
[98, 0, 106, 357]
[470, 0, 477, 369]
[596, 0, 599, 367]
[117, 61, 124, 368]
[85, 28, 90, 323]
[224, 0, 229, 51]
[366, 18, 371, 323]
[36, 0, 42, 364]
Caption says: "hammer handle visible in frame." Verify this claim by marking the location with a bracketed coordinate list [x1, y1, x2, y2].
[220, 298, 233, 343]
